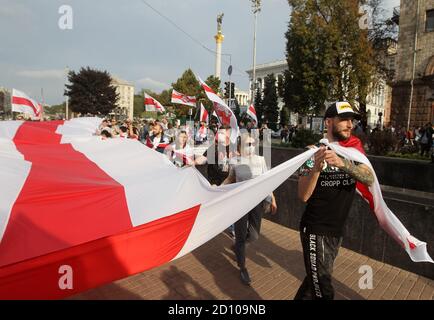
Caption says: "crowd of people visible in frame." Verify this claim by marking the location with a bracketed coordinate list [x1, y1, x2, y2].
[359, 122, 434, 161]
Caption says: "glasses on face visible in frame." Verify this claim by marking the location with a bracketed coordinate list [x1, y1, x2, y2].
[245, 142, 256, 147]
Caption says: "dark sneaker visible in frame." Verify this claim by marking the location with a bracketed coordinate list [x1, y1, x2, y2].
[240, 268, 251, 286]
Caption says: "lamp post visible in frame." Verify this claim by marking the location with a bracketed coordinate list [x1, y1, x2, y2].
[251, 0, 261, 106]
[65, 66, 69, 120]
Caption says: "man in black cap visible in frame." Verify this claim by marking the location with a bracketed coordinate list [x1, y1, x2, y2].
[295, 101, 375, 300]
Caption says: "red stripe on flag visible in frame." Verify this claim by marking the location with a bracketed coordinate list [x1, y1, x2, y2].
[0, 121, 133, 267]
[0, 205, 200, 299]
[12, 96, 39, 115]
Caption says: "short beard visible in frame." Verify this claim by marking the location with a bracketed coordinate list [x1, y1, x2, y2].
[332, 126, 350, 142]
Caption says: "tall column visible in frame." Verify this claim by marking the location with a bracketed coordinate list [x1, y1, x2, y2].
[215, 32, 224, 79]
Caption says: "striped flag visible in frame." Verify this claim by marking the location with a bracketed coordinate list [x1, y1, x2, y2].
[246, 104, 258, 124]
[0, 117, 300, 298]
[196, 75, 239, 143]
[0, 119, 430, 299]
[324, 136, 433, 264]
[11, 89, 43, 118]
[144, 93, 165, 113]
[200, 103, 209, 123]
[171, 89, 196, 107]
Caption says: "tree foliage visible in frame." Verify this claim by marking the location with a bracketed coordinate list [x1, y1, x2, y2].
[262, 73, 279, 124]
[284, 0, 376, 117]
[65, 67, 118, 115]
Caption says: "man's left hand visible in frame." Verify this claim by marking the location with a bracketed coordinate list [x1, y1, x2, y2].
[324, 150, 345, 168]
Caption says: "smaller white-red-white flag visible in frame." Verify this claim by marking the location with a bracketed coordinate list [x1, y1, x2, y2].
[11, 89, 43, 118]
[247, 104, 258, 124]
[144, 93, 165, 113]
[171, 89, 196, 107]
[200, 103, 209, 123]
[197, 75, 239, 143]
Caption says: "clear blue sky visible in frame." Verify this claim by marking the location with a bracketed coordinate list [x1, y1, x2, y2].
[0, 0, 399, 105]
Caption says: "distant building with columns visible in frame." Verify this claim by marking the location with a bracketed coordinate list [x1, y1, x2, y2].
[246, 60, 291, 125]
[111, 76, 134, 120]
[246, 57, 395, 128]
[234, 87, 249, 107]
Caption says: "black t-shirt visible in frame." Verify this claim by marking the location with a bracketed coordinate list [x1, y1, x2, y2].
[202, 143, 236, 185]
[298, 146, 357, 237]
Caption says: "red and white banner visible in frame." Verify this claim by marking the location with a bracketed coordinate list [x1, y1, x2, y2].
[200, 103, 209, 124]
[212, 110, 221, 124]
[0, 118, 297, 299]
[0, 120, 430, 299]
[321, 137, 433, 264]
[197, 75, 239, 143]
[247, 104, 258, 124]
[171, 89, 197, 107]
[144, 93, 165, 113]
[11, 89, 43, 119]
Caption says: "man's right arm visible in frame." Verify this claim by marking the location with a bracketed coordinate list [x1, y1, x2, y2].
[298, 147, 325, 203]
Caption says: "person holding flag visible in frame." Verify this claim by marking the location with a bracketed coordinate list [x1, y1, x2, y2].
[295, 102, 375, 300]
[145, 123, 170, 153]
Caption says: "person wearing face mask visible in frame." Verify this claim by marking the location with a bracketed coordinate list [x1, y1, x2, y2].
[195, 124, 238, 186]
[221, 133, 277, 286]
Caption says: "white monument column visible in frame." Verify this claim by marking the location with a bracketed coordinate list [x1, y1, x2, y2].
[214, 13, 224, 79]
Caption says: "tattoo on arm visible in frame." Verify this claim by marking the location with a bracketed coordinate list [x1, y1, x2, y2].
[341, 159, 375, 186]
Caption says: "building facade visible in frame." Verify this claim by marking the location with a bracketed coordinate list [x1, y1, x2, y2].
[234, 88, 249, 107]
[246, 60, 291, 125]
[246, 58, 391, 128]
[111, 76, 134, 120]
[391, 0, 434, 128]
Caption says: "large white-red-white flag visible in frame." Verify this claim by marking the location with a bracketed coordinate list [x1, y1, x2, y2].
[247, 104, 258, 124]
[0, 119, 431, 299]
[171, 89, 197, 107]
[196, 75, 239, 142]
[200, 103, 209, 123]
[144, 93, 165, 113]
[11, 89, 43, 119]
[0, 117, 295, 299]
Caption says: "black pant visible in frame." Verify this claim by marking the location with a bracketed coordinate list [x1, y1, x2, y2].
[420, 143, 431, 157]
[294, 228, 342, 300]
[234, 203, 263, 269]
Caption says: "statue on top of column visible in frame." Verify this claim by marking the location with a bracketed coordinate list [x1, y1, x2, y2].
[217, 13, 224, 33]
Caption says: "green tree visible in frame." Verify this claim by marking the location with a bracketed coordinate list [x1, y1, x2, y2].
[44, 103, 66, 116]
[133, 94, 144, 117]
[65, 67, 118, 115]
[262, 73, 279, 125]
[205, 75, 221, 94]
[280, 106, 290, 126]
[254, 87, 264, 124]
[171, 69, 202, 118]
[284, 0, 375, 117]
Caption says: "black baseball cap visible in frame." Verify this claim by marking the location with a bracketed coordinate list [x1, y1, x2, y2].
[324, 102, 361, 120]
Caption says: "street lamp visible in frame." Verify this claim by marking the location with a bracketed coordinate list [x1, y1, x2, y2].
[251, 0, 261, 106]
[65, 66, 69, 120]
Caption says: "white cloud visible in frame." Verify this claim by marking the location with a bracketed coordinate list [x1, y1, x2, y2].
[16, 69, 66, 80]
[135, 77, 170, 92]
